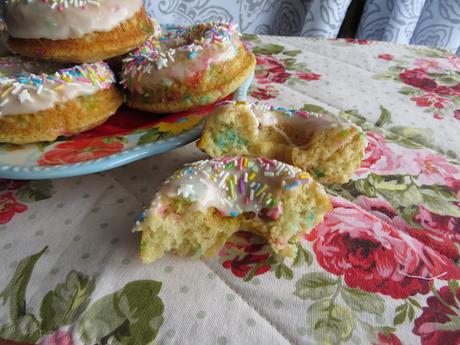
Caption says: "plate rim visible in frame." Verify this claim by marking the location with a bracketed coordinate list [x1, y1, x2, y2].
[0, 73, 253, 179]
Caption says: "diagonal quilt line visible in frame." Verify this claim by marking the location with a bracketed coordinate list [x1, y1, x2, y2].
[200, 259, 314, 345]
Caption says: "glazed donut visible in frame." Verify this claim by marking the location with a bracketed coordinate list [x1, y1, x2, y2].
[121, 22, 256, 113]
[4, 0, 156, 63]
[0, 56, 122, 144]
[135, 157, 331, 263]
[198, 101, 367, 184]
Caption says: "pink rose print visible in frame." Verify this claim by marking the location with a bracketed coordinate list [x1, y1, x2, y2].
[399, 68, 437, 91]
[414, 58, 442, 73]
[447, 55, 460, 70]
[38, 329, 73, 345]
[307, 197, 460, 299]
[296, 72, 321, 81]
[454, 109, 460, 120]
[413, 286, 460, 345]
[410, 93, 451, 109]
[250, 85, 280, 100]
[378, 54, 394, 61]
[355, 131, 401, 176]
[446, 176, 460, 197]
[415, 204, 460, 243]
[255, 56, 291, 84]
[355, 195, 459, 261]
[411, 152, 459, 185]
[0, 192, 27, 224]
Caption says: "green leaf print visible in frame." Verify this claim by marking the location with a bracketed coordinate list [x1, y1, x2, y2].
[40, 271, 96, 333]
[301, 104, 325, 114]
[294, 272, 337, 300]
[241, 33, 260, 42]
[138, 127, 173, 145]
[16, 181, 56, 203]
[78, 280, 164, 345]
[292, 243, 313, 267]
[421, 189, 460, 217]
[0, 247, 47, 323]
[307, 300, 356, 345]
[399, 87, 424, 96]
[274, 263, 293, 280]
[387, 126, 434, 149]
[341, 287, 385, 316]
[0, 313, 41, 342]
[252, 44, 284, 55]
[282, 50, 302, 57]
[374, 106, 392, 128]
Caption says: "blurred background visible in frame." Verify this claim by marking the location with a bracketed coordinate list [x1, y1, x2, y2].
[145, 0, 460, 55]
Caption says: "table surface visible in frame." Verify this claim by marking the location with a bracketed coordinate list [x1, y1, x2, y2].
[1, 36, 460, 345]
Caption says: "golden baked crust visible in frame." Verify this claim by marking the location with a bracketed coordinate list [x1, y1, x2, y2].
[0, 86, 122, 144]
[127, 47, 256, 113]
[7, 8, 153, 63]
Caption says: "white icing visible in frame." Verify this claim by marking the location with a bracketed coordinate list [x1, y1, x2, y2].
[0, 56, 116, 116]
[146, 158, 312, 219]
[240, 102, 357, 147]
[4, 0, 143, 40]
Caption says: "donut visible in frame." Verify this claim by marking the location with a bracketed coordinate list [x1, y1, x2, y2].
[134, 157, 331, 263]
[121, 22, 256, 113]
[0, 56, 122, 144]
[197, 101, 367, 184]
[4, 0, 156, 63]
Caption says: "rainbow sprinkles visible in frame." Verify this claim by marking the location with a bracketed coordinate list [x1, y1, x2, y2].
[0, 56, 116, 116]
[143, 157, 314, 224]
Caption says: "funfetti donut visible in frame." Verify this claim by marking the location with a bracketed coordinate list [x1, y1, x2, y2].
[134, 157, 332, 263]
[121, 22, 256, 114]
[4, 0, 157, 63]
[198, 101, 367, 184]
[0, 56, 122, 144]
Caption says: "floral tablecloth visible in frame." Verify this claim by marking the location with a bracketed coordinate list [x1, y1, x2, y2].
[1, 36, 460, 345]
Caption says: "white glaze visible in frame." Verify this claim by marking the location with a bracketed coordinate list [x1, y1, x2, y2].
[5, 0, 143, 40]
[143, 158, 312, 222]
[0, 56, 116, 116]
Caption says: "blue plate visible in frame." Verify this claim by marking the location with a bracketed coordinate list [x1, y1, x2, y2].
[0, 74, 253, 180]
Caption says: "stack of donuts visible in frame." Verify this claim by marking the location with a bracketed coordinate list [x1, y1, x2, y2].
[0, 0, 256, 144]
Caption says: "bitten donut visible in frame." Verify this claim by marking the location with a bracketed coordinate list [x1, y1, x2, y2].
[0, 56, 122, 144]
[134, 157, 331, 263]
[4, 0, 155, 63]
[122, 22, 256, 113]
[198, 101, 367, 184]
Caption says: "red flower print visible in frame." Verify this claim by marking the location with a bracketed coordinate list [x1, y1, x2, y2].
[0, 192, 27, 224]
[37, 138, 124, 166]
[255, 56, 291, 84]
[399, 68, 437, 91]
[410, 93, 450, 109]
[219, 231, 272, 278]
[250, 85, 280, 100]
[307, 197, 460, 299]
[0, 179, 28, 190]
[434, 86, 458, 96]
[378, 54, 394, 61]
[373, 332, 403, 345]
[296, 72, 321, 81]
[38, 329, 73, 345]
[446, 176, 460, 197]
[355, 195, 459, 261]
[413, 286, 460, 345]
[355, 131, 401, 176]
[414, 58, 442, 73]
[345, 38, 370, 45]
[411, 152, 459, 186]
[415, 204, 460, 243]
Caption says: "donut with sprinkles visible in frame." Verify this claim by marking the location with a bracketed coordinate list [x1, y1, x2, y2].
[198, 100, 368, 184]
[4, 0, 157, 63]
[0, 56, 122, 144]
[121, 22, 256, 114]
[134, 157, 332, 263]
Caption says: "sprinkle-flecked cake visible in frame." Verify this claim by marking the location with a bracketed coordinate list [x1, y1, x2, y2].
[198, 101, 367, 184]
[0, 56, 122, 144]
[134, 157, 332, 263]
